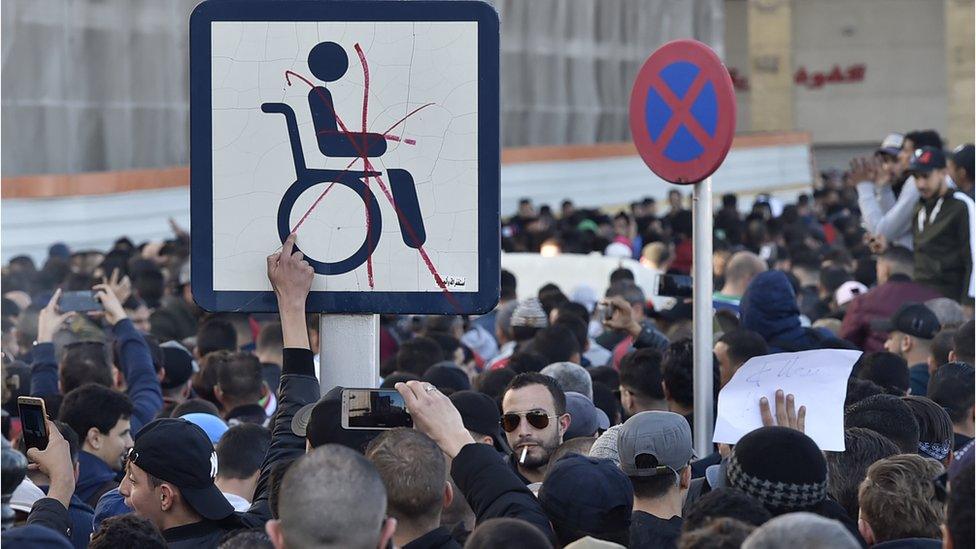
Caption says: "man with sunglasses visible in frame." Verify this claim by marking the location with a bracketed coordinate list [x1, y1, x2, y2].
[501, 373, 571, 484]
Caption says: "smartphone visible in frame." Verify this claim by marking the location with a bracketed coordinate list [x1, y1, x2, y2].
[658, 274, 694, 298]
[60, 290, 103, 313]
[595, 302, 613, 322]
[18, 396, 49, 451]
[341, 388, 412, 430]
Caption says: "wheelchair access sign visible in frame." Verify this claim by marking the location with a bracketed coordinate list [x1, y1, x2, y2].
[629, 39, 736, 185]
[189, 1, 500, 314]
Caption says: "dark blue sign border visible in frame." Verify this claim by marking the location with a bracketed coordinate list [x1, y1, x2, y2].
[190, 0, 500, 314]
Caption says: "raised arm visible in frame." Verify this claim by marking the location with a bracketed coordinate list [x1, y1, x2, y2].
[241, 233, 320, 527]
[94, 282, 162, 433]
[30, 289, 74, 397]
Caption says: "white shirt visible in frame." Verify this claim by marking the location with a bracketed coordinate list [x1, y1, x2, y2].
[222, 492, 251, 512]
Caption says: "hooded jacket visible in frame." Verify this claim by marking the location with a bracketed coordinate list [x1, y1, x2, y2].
[741, 271, 849, 353]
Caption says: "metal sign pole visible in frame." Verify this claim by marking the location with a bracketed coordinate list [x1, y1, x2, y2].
[319, 314, 380, 392]
[692, 177, 714, 455]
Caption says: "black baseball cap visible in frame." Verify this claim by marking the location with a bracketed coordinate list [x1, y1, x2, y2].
[129, 418, 234, 521]
[449, 390, 509, 453]
[907, 146, 947, 175]
[538, 454, 633, 535]
[292, 386, 381, 452]
[871, 303, 941, 340]
[952, 144, 974, 174]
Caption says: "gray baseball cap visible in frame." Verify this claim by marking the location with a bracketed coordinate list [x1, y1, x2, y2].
[617, 411, 694, 477]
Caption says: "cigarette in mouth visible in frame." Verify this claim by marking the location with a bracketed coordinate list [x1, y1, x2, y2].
[520, 446, 528, 464]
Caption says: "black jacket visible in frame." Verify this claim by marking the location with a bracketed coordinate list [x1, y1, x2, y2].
[451, 443, 555, 543]
[403, 526, 463, 549]
[629, 511, 682, 549]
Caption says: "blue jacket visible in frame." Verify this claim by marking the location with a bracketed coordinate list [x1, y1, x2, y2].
[75, 451, 118, 509]
[31, 318, 163, 434]
[741, 271, 848, 353]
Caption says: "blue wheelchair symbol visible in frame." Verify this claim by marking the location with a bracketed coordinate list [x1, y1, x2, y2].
[262, 41, 426, 276]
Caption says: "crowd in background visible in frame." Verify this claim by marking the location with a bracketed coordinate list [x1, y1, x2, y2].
[1, 129, 974, 548]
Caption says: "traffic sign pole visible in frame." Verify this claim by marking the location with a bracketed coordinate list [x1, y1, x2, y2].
[628, 39, 735, 456]
[320, 314, 380, 392]
[692, 178, 714, 455]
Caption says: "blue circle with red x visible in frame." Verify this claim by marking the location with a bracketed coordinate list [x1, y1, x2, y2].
[629, 40, 736, 185]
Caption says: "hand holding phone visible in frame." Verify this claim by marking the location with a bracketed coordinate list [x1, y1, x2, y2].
[18, 396, 49, 451]
[59, 290, 104, 313]
[394, 381, 474, 459]
[36, 289, 77, 344]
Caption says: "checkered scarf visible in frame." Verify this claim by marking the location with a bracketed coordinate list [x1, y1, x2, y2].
[726, 452, 827, 510]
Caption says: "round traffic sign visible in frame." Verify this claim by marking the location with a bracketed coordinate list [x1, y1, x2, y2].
[629, 39, 737, 185]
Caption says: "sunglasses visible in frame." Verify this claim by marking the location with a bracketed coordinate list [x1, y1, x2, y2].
[502, 411, 557, 433]
[122, 447, 139, 469]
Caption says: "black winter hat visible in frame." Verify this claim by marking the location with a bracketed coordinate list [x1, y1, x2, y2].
[726, 426, 827, 514]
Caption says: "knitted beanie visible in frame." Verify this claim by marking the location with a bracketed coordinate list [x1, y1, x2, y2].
[726, 426, 828, 514]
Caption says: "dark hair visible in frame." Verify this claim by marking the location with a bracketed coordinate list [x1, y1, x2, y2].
[904, 129, 943, 150]
[395, 336, 444, 376]
[819, 266, 852, 294]
[592, 383, 621, 427]
[132, 269, 165, 309]
[717, 330, 768, 367]
[880, 245, 914, 273]
[662, 339, 718, 408]
[683, 488, 771, 531]
[901, 395, 954, 450]
[928, 361, 975, 424]
[465, 518, 553, 549]
[58, 383, 133, 442]
[857, 352, 909, 396]
[217, 528, 274, 549]
[500, 270, 517, 301]
[216, 352, 264, 404]
[508, 352, 549, 374]
[89, 514, 166, 549]
[197, 318, 238, 357]
[530, 325, 580, 364]
[379, 372, 421, 388]
[216, 424, 271, 480]
[845, 377, 884, 408]
[552, 316, 588, 355]
[366, 428, 445, 522]
[554, 301, 589, 324]
[505, 372, 567, 415]
[844, 394, 920, 453]
[610, 268, 635, 285]
[194, 350, 230, 408]
[476, 368, 518, 403]
[629, 467, 684, 499]
[588, 366, 620, 390]
[60, 342, 113, 394]
[427, 332, 462, 360]
[952, 320, 974, 364]
[825, 427, 900, 521]
[538, 286, 569, 317]
[172, 398, 221, 418]
[679, 517, 754, 549]
[619, 348, 665, 401]
[256, 322, 283, 353]
[932, 328, 958, 368]
[946, 463, 974, 549]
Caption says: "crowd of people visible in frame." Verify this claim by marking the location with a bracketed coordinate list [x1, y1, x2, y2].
[0, 129, 974, 549]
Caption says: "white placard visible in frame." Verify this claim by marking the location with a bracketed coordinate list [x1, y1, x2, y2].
[712, 349, 862, 451]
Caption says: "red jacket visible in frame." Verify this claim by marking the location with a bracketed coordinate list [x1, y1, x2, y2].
[840, 276, 942, 352]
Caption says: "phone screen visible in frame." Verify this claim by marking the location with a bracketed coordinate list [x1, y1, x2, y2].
[18, 398, 49, 451]
[343, 389, 412, 430]
[60, 291, 103, 313]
